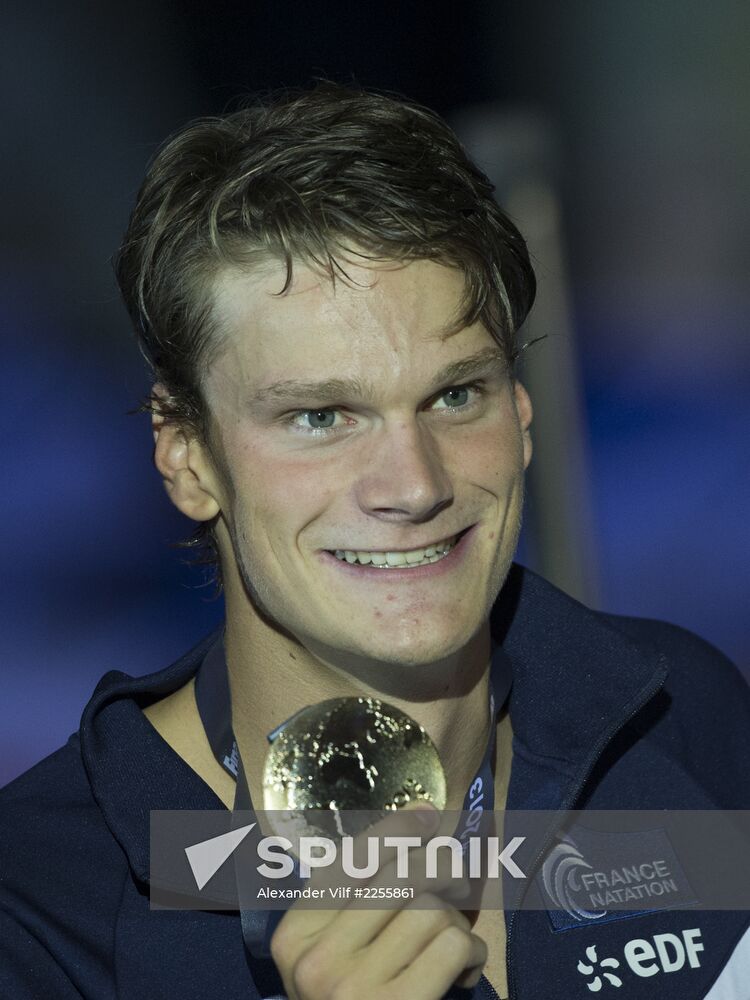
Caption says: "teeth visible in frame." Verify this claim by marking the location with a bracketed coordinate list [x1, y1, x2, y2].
[331, 535, 458, 568]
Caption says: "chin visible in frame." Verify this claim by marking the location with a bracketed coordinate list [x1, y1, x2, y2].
[352, 623, 477, 668]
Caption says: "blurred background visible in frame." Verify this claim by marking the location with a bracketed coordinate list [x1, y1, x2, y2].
[2, 0, 748, 786]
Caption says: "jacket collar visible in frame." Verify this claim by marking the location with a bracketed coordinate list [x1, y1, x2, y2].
[79, 565, 668, 882]
[494, 565, 668, 809]
[79, 629, 223, 881]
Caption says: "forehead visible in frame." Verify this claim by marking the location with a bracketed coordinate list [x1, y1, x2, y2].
[206, 258, 493, 397]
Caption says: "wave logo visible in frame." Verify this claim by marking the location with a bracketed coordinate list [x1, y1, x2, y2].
[542, 836, 607, 922]
[577, 945, 623, 992]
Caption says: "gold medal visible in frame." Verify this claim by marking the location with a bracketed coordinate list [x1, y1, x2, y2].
[263, 697, 446, 829]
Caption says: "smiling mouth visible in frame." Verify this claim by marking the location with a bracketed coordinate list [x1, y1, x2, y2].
[329, 532, 464, 569]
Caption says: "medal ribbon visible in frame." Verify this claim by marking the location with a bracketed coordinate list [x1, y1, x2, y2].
[194, 637, 513, 963]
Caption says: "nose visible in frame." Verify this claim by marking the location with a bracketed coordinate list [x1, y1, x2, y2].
[355, 420, 454, 523]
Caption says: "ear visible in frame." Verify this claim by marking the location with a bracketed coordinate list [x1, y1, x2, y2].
[513, 381, 533, 469]
[151, 386, 221, 522]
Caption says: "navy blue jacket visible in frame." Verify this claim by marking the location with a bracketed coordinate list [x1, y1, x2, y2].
[1, 566, 748, 999]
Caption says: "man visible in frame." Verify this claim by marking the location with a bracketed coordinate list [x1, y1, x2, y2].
[1, 83, 748, 1000]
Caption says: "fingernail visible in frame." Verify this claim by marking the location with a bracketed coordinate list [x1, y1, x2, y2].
[411, 804, 439, 830]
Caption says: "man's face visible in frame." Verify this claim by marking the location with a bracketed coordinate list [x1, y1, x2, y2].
[201, 258, 532, 670]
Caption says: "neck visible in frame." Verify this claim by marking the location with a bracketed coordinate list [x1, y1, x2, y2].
[223, 601, 494, 811]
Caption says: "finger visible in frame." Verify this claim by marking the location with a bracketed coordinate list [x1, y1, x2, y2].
[341, 804, 469, 909]
[317, 841, 471, 955]
[298, 803, 439, 898]
[392, 924, 487, 998]
[345, 831, 470, 909]
[357, 893, 472, 979]
[276, 804, 456, 960]
[270, 906, 332, 979]
[284, 901, 478, 1000]
[283, 862, 465, 969]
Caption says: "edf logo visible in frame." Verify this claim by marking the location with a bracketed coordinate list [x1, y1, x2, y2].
[578, 928, 704, 991]
[624, 927, 704, 976]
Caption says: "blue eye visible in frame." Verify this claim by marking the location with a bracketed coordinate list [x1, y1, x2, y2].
[304, 409, 336, 429]
[432, 386, 472, 410]
[429, 383, 484, 414]
[442, 387, 469, 407]
[288, 408, 350, 435]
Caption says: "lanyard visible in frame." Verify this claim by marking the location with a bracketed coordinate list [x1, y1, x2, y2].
[194, 637, 513, 963]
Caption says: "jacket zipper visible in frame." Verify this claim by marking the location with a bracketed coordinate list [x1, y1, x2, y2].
[477, 974, 503, 999]
[505, 661, 668, 1000]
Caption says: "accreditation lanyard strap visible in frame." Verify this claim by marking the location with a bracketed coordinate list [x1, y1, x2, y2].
[193, 638, 513, 960]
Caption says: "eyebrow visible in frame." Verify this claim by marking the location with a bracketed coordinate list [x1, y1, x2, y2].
[432, 347, 506, 386]
[252, 347, 506, 405]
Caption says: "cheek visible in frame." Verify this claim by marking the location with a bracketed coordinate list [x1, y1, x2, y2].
[227, 439, 342, 544]
[449, 421, 525, 491]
